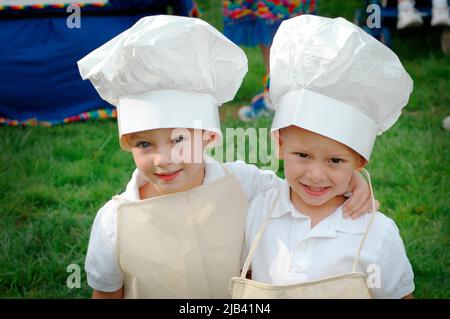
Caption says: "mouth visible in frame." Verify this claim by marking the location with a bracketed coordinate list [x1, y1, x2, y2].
[300, 183, 330, 197]
[154, 169, 183, 182]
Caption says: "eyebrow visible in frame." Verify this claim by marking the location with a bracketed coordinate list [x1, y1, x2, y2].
[128, 134, 151, 141]
[128, 133, 186, 143]
[328, 152, 353, 158]
[288, 144, 354, 158]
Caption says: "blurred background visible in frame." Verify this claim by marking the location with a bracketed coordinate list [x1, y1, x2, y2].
[0, 0, 449, 298]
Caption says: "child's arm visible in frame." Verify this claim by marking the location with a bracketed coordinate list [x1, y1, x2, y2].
[343, 170, 380, 219]
[223, 160, 280, 200]
[92, 287, 124, 299]
[85, 200, 124, 297]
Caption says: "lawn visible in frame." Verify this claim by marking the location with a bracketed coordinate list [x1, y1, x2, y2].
[0, 0, 449, 298]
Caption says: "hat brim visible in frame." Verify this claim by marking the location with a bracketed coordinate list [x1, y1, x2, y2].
[270, 89, 378, 161]
[118, 90, 222, 150]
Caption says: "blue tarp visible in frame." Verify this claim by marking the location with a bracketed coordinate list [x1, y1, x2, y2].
[0, 0, 197, 122]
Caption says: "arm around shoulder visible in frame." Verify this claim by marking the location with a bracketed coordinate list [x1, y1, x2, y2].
[224, 161, 281, 200]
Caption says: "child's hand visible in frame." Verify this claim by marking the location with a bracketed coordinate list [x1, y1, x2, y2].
[343, 170, 380, 219]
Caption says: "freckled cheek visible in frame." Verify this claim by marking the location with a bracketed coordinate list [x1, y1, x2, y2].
[174, 143, 202, 163]
[134, 154, 155, 172]
[284, 162, 306, 184]
[332, 171, 353, 189]
[184, 148, 199, 163]
[184, 163, 203, 179]
[286, 157, 305, 172]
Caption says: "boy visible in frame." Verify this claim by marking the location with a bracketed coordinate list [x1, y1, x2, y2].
[230, 15, 415, 299]
[78, 15, 375, 298]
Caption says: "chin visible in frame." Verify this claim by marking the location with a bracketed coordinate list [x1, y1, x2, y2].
[301, 197, 329, 207]
[159, 186, 183, 195]
[154, 181, 182, 192]
[295, 188, 334, 207]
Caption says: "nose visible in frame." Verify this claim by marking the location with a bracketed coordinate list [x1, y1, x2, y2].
[305, 162, 326, 184]
[153, 146, 173, 167]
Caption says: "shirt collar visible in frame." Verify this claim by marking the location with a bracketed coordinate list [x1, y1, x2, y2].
[270, 179, 368, 235]
[270, 179, 298, 219]
[122, 168, 145, 201]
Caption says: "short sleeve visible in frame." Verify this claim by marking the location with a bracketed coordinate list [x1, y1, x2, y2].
[85, 200, 124, 292]
[224, 161, 280, 200]
[240, 188, 276, 271]
[370, 219, 415, 299]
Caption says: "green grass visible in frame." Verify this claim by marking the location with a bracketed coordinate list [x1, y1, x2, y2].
[1, 0, 449, 298]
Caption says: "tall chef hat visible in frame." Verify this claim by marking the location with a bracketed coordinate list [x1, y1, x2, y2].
[78, 15, 248, 150]
[270, 15, 413, 161]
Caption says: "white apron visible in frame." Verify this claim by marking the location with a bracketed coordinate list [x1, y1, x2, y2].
[114, 168, 249, 298]
[229, 170, 377, 299]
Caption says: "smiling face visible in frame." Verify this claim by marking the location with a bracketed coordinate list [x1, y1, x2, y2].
[126, 128, 214, 197]
[278, 126, 365, 213]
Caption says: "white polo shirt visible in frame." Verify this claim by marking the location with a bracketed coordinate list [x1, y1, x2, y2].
[244, 179, 415, 299]
[85, 158, 279, 292]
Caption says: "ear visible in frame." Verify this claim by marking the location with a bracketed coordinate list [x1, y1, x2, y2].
[203, 130, 218, 147]
[121, 134, 133, 152]
[271, 130, 284, 160]
[355, 156, 367, 172]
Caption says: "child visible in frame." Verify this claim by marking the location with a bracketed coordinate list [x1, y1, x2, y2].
[230, 15, 415, 299]
[78, 15, 375, 299]
[397, 0, 450, 29]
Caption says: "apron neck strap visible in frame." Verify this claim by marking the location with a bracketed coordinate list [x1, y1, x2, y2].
[352, 168, 377, 272]
[240, 189, 280, 278]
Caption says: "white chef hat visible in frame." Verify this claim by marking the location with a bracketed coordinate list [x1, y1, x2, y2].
[270, 15, 413, 161]
[77, 15, 247, 150]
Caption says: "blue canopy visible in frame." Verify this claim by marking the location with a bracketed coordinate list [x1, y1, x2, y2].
[0, 0, 198, 123]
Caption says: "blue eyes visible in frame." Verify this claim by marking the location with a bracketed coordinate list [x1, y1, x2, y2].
[137, 141, 152, 149]
[135, 136, 185, 149]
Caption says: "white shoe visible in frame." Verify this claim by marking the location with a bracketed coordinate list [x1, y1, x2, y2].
[397, 8, 424, 29]
[431, 5, 450, 27]
[441, 28, 450, 55]
[443, 116, 450, 131]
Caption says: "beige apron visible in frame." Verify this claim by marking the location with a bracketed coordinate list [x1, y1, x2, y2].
[114, 167, 249, 298]
[230, 169, 377, 299]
